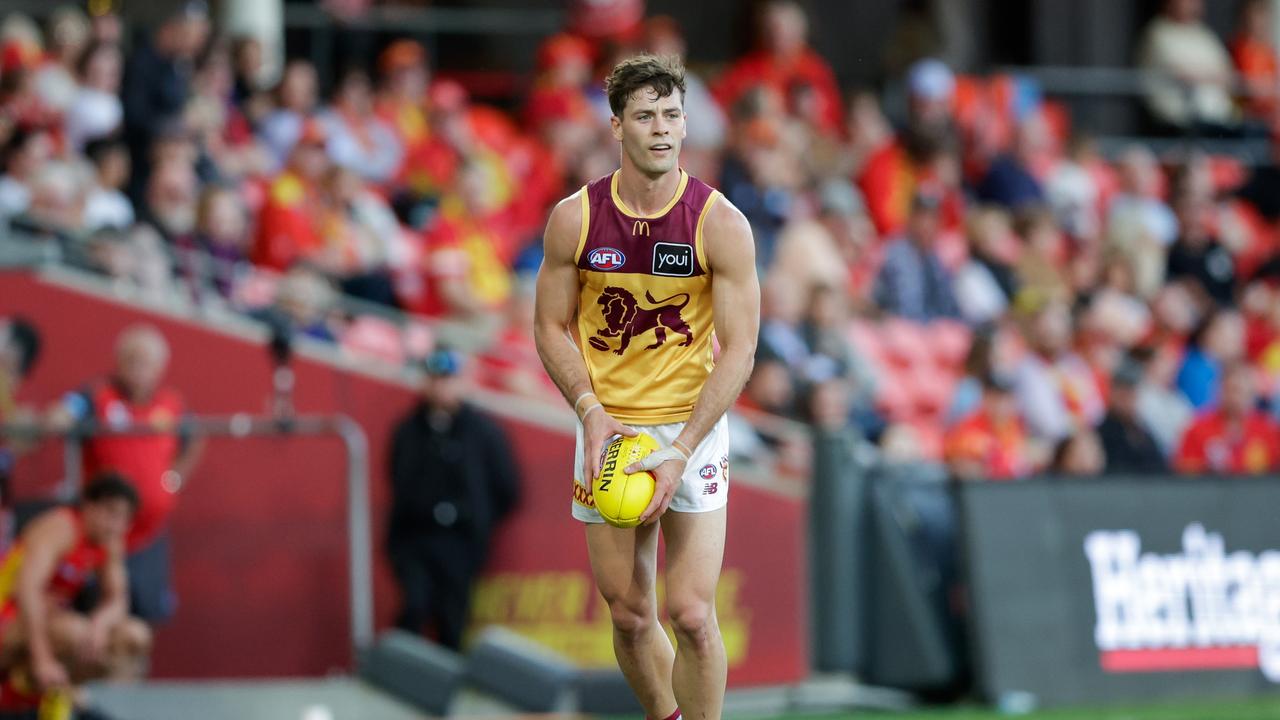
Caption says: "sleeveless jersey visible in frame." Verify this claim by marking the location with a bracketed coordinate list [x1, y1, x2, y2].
[0, 508, 107, 619]
[575, 169, 722, 424]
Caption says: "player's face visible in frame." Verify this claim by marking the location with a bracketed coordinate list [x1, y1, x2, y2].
[612, 87, 686, 177]
[84, 498, 133, 544]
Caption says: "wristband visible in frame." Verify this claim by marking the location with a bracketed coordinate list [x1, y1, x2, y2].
[572, 391, 598, 416]
[580, 403, 603, 421]
[672, 439, 693, 459]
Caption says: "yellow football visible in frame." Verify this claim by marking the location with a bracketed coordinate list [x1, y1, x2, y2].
[593, 432, 660, 528]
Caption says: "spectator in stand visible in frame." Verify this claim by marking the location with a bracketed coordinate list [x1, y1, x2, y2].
[1166, 184, 1237, 307]
[714, 0, 843, 136]
[252, 119, 329, 271]
[387, 348, 519, 649]
[0, 127, 54, 223]
[800, 283, 881, 430]
[254, 265, 339, 344]
[259, 59, 320, 169]
[1138, 0, 1239, 135]
[719, 86, 801, 270]
[12, 161, 84, 240]
[82, 137, 135, 232]
[1231, 0, 1279, 127]
[1013, 206, 1072, 306]
[1012, 298, 1105, 442]
[47, 325, 203, 622]
[873, 186, 960, 321]
[944, 372, 1033, 481]
[1177, 308, 1245, 410]
[184, 40, 270, 183]
[375, 40, 430, 153]
[523, 33, 595, 136]
[320, 68, 403, 185]
[1175, 361, 1280, 473]
[64, 40, 124, 152]
[175, 185, 250, 302]
[121, 1, 210, 202]
[317, 165, 406, 306]
[770, 178, 868, 303]
[139, 153, 199, 243]
[1106, 146, 1177, 299]
[229, 35, 270, 126]
[954, 206, 1018, 325]
[1049, 430, 1105, 476]
[1097, 358, 1168, 474]
[30, 6, 90, 117]
[1128, 343, 1194, 458]
[975, 111, 1051, 211]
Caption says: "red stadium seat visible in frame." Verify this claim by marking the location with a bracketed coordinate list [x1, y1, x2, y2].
[341, 316, 406, 366]
[929, 320, 973, 369]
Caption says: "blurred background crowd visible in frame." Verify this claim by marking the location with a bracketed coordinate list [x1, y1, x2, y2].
[3, 0, 1280, 483]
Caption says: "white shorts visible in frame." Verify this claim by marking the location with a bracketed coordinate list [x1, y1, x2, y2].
[571, 414, 730, 523]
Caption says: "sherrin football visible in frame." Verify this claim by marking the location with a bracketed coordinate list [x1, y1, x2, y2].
[593, 432, 660, 528]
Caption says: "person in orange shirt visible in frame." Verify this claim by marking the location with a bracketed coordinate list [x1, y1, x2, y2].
[1230, 0, 1279, 125]
[713, 0, 843, 136]
[945, 372, 1034, 481]
[250, 119, 329, 271]
[1175, 361, 1280, 474]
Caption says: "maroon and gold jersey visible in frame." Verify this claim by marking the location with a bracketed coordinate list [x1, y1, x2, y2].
[574, 169, 721, 424]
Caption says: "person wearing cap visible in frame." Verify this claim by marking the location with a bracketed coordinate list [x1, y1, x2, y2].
[386, 349, 520, 649]
[944, 371, 1033, 481]
[1096, 358, 1168, 474]
[872, 186, 960, 322]
[250, 118, 330, 271]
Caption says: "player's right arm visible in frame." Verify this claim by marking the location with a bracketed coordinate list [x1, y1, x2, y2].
[16, 510, 77, 690]
[534, 192, 636, 483]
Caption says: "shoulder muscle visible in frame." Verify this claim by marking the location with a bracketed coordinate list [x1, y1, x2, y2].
[703, 196, 755, 272]
[543, 189, 586, 265]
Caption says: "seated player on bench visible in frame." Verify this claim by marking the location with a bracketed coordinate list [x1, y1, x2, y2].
[0, 472, 152, 710]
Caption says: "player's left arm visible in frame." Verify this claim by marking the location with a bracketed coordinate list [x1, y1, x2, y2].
[629, 198, 759, 523]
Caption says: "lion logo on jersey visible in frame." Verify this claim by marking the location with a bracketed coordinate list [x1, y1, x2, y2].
[588, 286, 693, 355]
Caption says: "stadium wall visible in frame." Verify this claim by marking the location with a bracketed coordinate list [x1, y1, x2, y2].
[0, 269, 807, 686]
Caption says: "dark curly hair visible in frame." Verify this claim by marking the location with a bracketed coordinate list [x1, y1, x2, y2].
[604, 54, 687, 117]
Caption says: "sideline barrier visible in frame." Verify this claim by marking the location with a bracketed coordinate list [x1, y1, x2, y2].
[961, 477, 1280, 708]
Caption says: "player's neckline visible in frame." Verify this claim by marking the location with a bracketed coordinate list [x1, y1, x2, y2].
[610, 169, 688, 219]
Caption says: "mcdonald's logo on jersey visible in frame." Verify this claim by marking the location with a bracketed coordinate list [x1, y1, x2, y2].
[632, 221, 650, 236]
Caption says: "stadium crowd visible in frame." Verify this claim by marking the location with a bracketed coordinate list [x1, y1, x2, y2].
[2, 0, 1280, 481]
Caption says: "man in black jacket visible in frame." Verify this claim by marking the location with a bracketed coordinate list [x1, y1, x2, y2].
[387, 349, 520, 649]
[1098, 359, 1168, 475]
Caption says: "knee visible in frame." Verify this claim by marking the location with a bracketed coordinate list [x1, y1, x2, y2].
[603, 594, 656, 637]
[667, 597, 714, 643]
[111, 618, 153, 656]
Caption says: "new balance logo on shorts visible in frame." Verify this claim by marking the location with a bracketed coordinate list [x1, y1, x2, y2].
[702, 482, 718, 495]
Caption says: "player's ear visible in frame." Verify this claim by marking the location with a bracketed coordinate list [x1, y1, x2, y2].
[610, 114, 623, 142]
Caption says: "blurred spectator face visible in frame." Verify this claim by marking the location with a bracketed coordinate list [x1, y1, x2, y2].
[94, 143, 130, 190]
[1111, 380, 1139, 419]
[644, 16, 686, 58]
[197, 187, 247, 247]
[761, 279, 803, 324]
[1220, 364, 1257, 418]
[1014, 112, 1053, 167]
[805, 284, 844, 328]
[380, 40, 428, 101]
[1153, 282, 1200, 334]
[147, 159, 198, 234]
[1056, 431, 1104, 476]
[336, 70, 374, 115]
[232, 35, 263, 87]
[421, 370, 465, 413]
[906, 199, 941, 246]
[90, 12, 122, 44]
[279, 61, 318, 114]
[846, 91, 892, 149]
[175, 11, 211, 61]
[1117, 147, 1161, 197]
[113, 325, 170, 399]
[1031, 301, 1072, 356]
[79, 41, 123, 93]
[290, 132, 329, 183]
[1240, 0, 1271, 40]
[1173, 192, 1212, 246]
[907, 58, 956, 128]
[806, 379, 850, 429]
[538, 34, 592, 88]
[5, 129, 54, 180]
[28, 163, 84, 230]
[457, 162, 498, 216]
[745, 359, 793, 414]
[1166, 0, 1204, 23]
[761, 1, 807, 56]
[276, 267, 334, 329]
[611, 84, 686, 177]
[1205, 310, 1245, 361]
[324, 165, 363, 207]
[968, 207, 1018, 263]
[48, 7, 90, 65]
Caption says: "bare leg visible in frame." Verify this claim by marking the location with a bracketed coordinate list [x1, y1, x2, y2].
[662, 507, 727, 720]
[586, 521, 677, 718]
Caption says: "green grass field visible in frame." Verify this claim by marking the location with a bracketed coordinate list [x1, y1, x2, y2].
[766, 695, 1280, 720]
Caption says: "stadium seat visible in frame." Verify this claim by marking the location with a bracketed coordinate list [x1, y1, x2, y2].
[465, 627, 577, 713]
[929, 321, 972, 369]
[401, 320, 435, 361]
[358, 630, 466, 716]
[341, 316, 406, 366]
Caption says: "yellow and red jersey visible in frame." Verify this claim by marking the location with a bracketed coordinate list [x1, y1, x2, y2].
[0, 508, 107, 621]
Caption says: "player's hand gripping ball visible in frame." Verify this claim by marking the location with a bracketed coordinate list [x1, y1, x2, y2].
[593, 432, 659, 528]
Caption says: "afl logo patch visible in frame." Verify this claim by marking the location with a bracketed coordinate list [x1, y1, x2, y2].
[588, 247, 626, 271]
[698, 464, 717, 480]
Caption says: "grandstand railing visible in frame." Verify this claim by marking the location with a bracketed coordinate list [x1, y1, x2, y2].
[0, 414, 376, 655]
